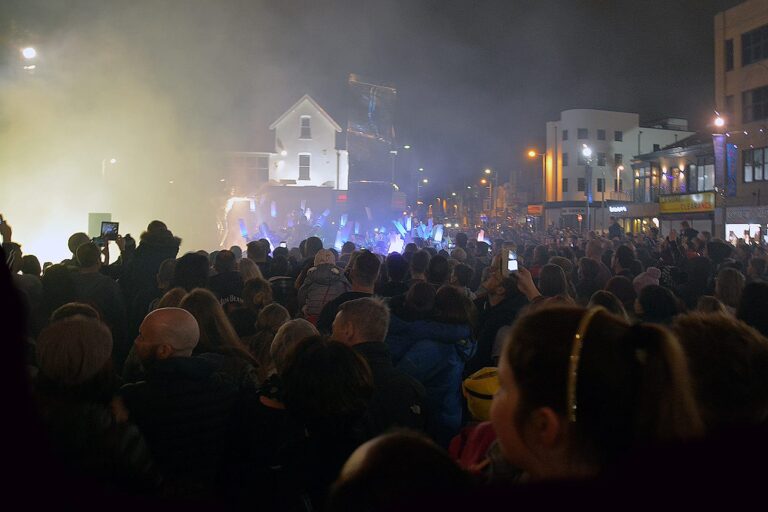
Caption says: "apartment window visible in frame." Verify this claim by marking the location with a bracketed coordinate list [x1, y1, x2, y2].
[614, 178, 623, 192]
[744, 146, 767, 182]
[578, 152, 586, 166]
[614, 130, 623, 142]
[691, 158, 715, 191]
[300, 116, 312, 139]
[726, 39, 734, 71]
[743, 85, 768, 123]
[298, 154, 311, 180]
[577, 177, 585, 192]
[725, 95, 735, 120]
[257, 155, 270, 182]
[562, 178, 569, 193]
[562, 129, 568, 141]
[597, 152, 606, 166]
[562, 152, 569, 166]
[653, 144, 661, 152]
[614, 153, 623, 166]
[597, 178, 605, 192]
[597, 129, 606, 141]
[742, 24, 768, 67]
[577, 128, 589, 139]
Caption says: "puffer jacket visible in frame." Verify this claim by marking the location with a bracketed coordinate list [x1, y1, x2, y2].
[297, 263, 350, 319]
[385, 311, 476, 447]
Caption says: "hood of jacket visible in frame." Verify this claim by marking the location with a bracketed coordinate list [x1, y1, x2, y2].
[137, 229, 182, 252]
[305, 263, 348, 286]
[387, 313, 475, 363]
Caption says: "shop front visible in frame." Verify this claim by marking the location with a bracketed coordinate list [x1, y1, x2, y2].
[603, 202, 660, 235]
[725, 206, 768, 244]
[658, 192, 716, 237]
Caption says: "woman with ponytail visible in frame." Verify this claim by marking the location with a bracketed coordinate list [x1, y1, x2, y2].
[490, 306, 703, 480]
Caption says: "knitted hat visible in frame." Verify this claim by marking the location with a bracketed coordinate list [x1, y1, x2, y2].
[463, 367, 500, 421]
[633, 266, 661, 294]
[314, 249, 336, 266]
[37, 316, 113, 387]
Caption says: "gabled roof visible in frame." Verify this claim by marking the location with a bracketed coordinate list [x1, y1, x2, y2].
[268, 94, 343, 132]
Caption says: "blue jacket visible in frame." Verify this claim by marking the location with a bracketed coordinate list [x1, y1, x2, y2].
[385, 314, 476, 446]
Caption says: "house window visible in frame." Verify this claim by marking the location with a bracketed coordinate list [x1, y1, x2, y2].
[578, 152, 586, 166]
[653, 144, 661, 152]
[597, 178, 605, 192]
[300, 116, 312, 139]
[614, 130, 623, 142]
[744, 147, 767, 182]
[597, 152, 606, 166]
[562, 152, 569, 166]
[615, 153, 623, 166]
[743, 85, 768, 123]
[577, 177, 585, 192]
[299, 154, 311, 180]
[742, 24, 768, 67]
[577, 128, 589, 139]
[562, 129, 568, 141]
[614, 178, 623, 192]
[690, 159, 716, 191]
[726, 39, 734, 71]
[597, 129, 606, 141]
[562, 178, 568, 193]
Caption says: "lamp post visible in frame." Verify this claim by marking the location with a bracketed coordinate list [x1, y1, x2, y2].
[101, 157, 118, 179]
[582, 144, 593, 234]
[21, 46, 37, 72]
[527, 149, 546, 203]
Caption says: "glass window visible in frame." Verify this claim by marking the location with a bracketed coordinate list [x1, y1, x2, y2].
[562, 178, 568, 193]
[726, 39, 734, 71]
[578, 152, 586, 166]
[744, 149, 754, 182]
[299, 154, 311, 180]
[577, 177, 585, 192]
[756, 148, 764, 181]
[257, 156, 269, 182]
[615, 153, 623, 166]
[614, 178, 623, 192]
[614, 130, 623, 142]
[597, 129, 606, 141]
[597, 152, 606, 166]
[597, 178, 604, 192]
[562, 129, 568, 141]
[578, 128, 588, 139]
[742, 24, 768, 67]
[653, 144, 661, 152]
[743, 85, 768, 123]
[562, 152, 568, 166]
[300, 116, 311, 139]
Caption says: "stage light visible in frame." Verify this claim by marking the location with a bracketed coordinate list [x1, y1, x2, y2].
[22, 47, 37, 59]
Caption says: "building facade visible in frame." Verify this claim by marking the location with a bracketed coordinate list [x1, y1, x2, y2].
[714, 0, 768, 241]
[542, 109, 693, 232]
[225, 95, 349, 195]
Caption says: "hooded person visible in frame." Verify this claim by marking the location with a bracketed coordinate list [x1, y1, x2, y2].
[298, 249, 351, 324]
[633, 266, 661, 295]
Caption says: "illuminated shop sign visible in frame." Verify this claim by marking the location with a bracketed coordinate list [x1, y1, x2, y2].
[608, 205, 628, 213]
[659, 192, 715, 214]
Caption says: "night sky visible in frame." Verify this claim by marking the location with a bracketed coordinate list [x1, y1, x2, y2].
[2, 0, 743, 192]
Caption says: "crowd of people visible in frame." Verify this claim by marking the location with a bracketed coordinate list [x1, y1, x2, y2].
[4, 213, 768, 509]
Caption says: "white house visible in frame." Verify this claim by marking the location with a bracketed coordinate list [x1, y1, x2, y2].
[267, 94, 349, 190]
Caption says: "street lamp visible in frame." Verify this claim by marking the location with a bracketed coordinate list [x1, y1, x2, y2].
[527, 149, 546, 203]
[582, 144, 593, 233]
[22, 47, 37, 59]
[101, 157, 118, 179]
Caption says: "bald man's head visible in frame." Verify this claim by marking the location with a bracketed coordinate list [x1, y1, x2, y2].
[135, 307, 200, 361]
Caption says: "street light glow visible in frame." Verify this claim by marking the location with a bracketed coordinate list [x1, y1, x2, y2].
[480, 178, 487, 184]
[484, 168, 492, 174]
[422, 178, 428, 184]
[581, 144, 592, 158]
[280, 150, 287, 156]
[714, 116, 725, 128]
[617, 165, 624, 171]
[451, 192, 457, 196]
[109, 158, 118, 164]
[527, 149, 537, 158]
[403, 145, 411, 149]
[418, 167, 424, 172]
[22, 47, 37, 59]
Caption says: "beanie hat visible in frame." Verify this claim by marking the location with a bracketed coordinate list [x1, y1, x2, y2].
[633, 266, 661, 294]
[37, 316, 113, 387]
[314, 249, 336, 266]
[463, 367, 500, 421]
